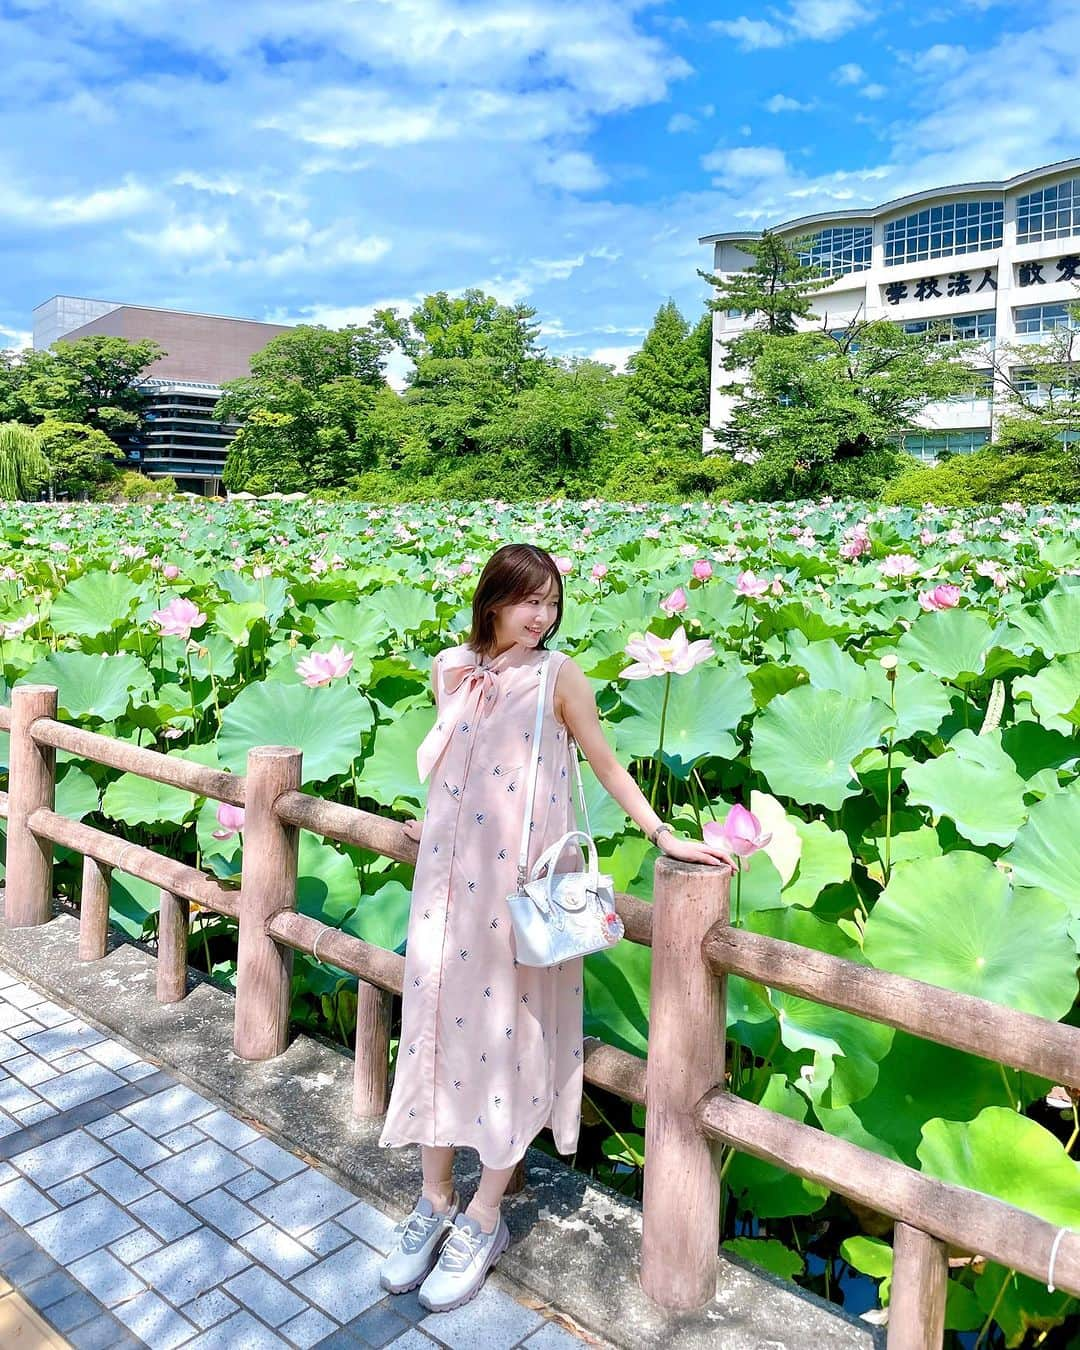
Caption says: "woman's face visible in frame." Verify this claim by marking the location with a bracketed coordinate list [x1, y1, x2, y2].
[492, 576, 560, 651]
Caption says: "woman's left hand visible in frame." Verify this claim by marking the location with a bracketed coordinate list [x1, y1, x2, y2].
[659, 831, 736, 869]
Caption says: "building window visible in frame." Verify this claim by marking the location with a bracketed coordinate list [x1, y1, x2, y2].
[1014, 302, 1079, 335]
[884, 200, 1003, 266]
[795, 226, 873, 279]
[902, 429, 990, 462]
[1016, 177, 1080, 244]
[945, 369, 994, 402]
[900, 312, 996, 342]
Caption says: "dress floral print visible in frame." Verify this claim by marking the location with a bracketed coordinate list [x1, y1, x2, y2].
[377, 641, 585, 1170]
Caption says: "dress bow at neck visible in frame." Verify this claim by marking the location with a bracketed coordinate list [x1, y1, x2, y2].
[416, 654, 505, 783]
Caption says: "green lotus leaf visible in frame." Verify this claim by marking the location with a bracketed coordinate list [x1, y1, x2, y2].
[972, 1264, 1073, 1346]
[841, 1235, 892, 1280]
[768, 986, 894, 1109]
[896, 608, 994, 682]
[918, 1108, 1080, 1228]
[295, 832, 361, 925]
[687, 582, 744, 631]
[1000, 720, 1079, 784]
[750, 685, 893, 809]
[1006, 586, 1080, 658]
[50, 571, 141, 638]
[757, 601, 853, 644]
[725, 1074, 829, 1218]
[18, 652, 153, 722]
[108, 869, 159, 940]
[615, 662, 754, 777]
[358, 706, 433, 809]
[214, 571, 289, 624]
[839, 1237, 982, 1330]
[1014, 653, 1080, 726]
[747, 661, 804, 708]
[309, 601, 388, 655]
[55, 765, 99, 820]
[864, 852, 1076, 1019]
[366, 584, 438, 638]
[902, 729, 1028, 847]
[592, 586, 660, 633]
[185, 633, 237, 681]
[217, 679, 373, 784]
[1006, 785, 1080, 914]
[583, 939, 651, 1058]
[341, 878, 412, 952]
[214, 601, 266, 647]
[781, 819, 853, 909]
[722, 1238, 804, 1281]
[101, 773, 198, 828]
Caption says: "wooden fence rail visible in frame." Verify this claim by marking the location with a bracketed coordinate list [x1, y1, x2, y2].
[1, 682, 1078, 1348]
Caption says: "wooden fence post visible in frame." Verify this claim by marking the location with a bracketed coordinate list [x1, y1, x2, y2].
[157, 890, 190, 1004]
[6, 686, 58, 928]
[639, 857, 731, 1309]
[234, 746, 302, 1060]
[888, 1223, 949, 1350]
[78, 857, 111, 960]
[352, 982, 393, 1119]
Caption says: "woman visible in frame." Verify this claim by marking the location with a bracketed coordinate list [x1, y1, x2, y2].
[377, 543, 732, 1312]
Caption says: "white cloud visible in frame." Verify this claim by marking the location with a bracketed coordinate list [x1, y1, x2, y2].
[587, 344, 637, 371]
[832, 62, 866, 84]
[536, 151, 608, 191]
[0, 326, 32, 351]
[702, 146, 791, 179]
[128, 217, 236, 260]
[709, 17, 785, 49]
[764, 94, 815, 113]
[667, 112, 698, 133]
[714, 1, 873, 49]
[860, 82, 888, 99]
[530, 255, 586, 281]
[0, 176, 156, 227]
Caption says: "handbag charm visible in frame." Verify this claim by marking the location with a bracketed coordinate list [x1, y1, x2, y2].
[506, 653, 625, 967]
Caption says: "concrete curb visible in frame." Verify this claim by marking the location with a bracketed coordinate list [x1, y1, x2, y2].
[0, 896, 881, 1350]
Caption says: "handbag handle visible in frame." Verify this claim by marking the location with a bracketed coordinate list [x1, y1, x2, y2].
[527, 828, 600, 886]
[517, 653, 551, 890]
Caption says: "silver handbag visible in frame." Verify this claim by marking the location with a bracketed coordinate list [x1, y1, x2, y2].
[506, 653, 625, 967]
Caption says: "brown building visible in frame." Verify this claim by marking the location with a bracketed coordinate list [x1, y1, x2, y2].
[32, 296, 292, 494]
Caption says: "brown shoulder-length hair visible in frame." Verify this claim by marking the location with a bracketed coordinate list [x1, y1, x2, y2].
[467, 544, 564, 658]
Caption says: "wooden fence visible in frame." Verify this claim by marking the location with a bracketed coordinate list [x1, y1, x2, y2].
[0, 683, 1077, 1348]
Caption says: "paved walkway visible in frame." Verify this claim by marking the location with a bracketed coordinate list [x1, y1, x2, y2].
[0, 964, 584, 1349]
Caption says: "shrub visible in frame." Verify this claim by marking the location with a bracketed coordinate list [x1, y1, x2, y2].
[882, 445, 1079, 506]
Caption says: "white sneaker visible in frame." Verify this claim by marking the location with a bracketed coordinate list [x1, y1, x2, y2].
[379, 1191, 461, 1294]
[417, 1211, 511, 1312]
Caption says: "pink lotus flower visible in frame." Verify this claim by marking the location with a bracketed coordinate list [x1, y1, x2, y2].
[691, 560, 713, 580]
[591, 563, 608, 581]
[918, 584, 962, 612]
[162, 564, 181, 580]
[660, 586, 688, 615]
[735, 570, 770, 598]
[704, 804, 772, 865]
[880, 555, 919, 579]
[296, 644, 354, 687]
[919, 529, 935, 546]
[770, 575, 784, 597]
[212, 802, 245, 840]
[553, 556, 574, 575]
[622, 626, 714, 678]
[152, 598, 207, 639]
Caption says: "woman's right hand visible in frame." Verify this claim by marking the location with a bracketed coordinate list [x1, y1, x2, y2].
[402, 818, 423, 843]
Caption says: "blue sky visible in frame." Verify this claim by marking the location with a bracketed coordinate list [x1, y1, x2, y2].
[2, 0, 1078, 374]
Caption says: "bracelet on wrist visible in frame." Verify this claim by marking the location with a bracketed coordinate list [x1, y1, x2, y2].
[649, 822, 674, 846]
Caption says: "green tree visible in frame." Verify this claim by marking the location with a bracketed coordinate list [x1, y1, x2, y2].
[0, 423, 48, 499]
[624, 302, 711, 448]
[721, 319, 983, 499]
[991, 305, 1080, 472]
[19, 336, 163, 434]
[38, 420, 125, 498]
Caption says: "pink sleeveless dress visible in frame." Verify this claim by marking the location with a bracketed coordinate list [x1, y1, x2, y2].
[377, 640, 585, 1170]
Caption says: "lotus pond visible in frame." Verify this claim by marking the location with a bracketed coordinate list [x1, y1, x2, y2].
[1, 496, 1078, 1345]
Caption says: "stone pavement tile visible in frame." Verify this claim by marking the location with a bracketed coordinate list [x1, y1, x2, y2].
[381, 1333, 444, 1349]
[0, 1175, 57, 1225]
[0, 1161, 16, 1183]
[129, 1190, 201, 1241]
[185, 1309, 292, 1348]
[13, 1101, 58, 1126]
[384, 1288, 426, 1325]
[19, 1022, 105, 1060]
[41, 1288, 103, 1333]
[238, 1135, 307, 1181]
[0, 1225, 37, 1269]
[300, 1220, 352, 1257]
[0, 1003, 39, 1032]
[190, 1186, 264, 1239]
[124, 1068, 173, 1095]
[281, 1305, 338, 1347]
[251, 1169, 358, 1237]
[225, 1264, 309, 1328]
[5, 1051, 59, 1086]
[226, 1168, 275, 1201]
[52, 1051, 93, 1074]
[0, 1077, 43, 1113]
[197, 1107, 261, 1151]
[37, 1064, 127, 1112]
[161, 1123, 204, 1152]
[68, 1312, 144, 1350]
[48, 1176, 97, 1206]
[108, 1227, 163, 1264]
[120, 1083, 217, 1136]
[83, 1039, 141, 1072]
[27, 1193, 138, 1264]
[87, 1157, 155, 1205]
[347, 1298, 411, 1347]
[292, 1241, 385, 1322]
[337, 1201, 397, 1255]
[238, 1222, 319, 1280]
[78, 1083, 146, 1118]
[418, 1281, 545, 1350]
[147, 1138, 250, 1202]
[24, 1001, 75, 1030]
[113, 1288, 196, 1350]
[521, 1321, 586, 1348]
[133, 1226, 252, 1305]
[0, 1112, 22, 1141]
[184, 1287, 239, 1330]
[85, 1112, 129, 1140]
[2, 983, 49, 1010]
[20, 1265, 83, 1311]
[311, 1330, 365, 1350]
[106, 1124, 172, 1168]
[0, 1032, 35, 1063]
[69, 1248, 149, 1308]
[118, 1061, 160, 1083]
[5, 1246, 57, 1286]
[11, 1129, 113, 1189]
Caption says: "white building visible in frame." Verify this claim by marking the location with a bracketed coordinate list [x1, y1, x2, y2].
[700, 158, 1080, 461]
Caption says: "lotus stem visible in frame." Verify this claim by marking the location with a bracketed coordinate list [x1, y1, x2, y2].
[649, 672, 672, 808]
[883, 667, 897, 885]
[975, 1267, 1012, 1350]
